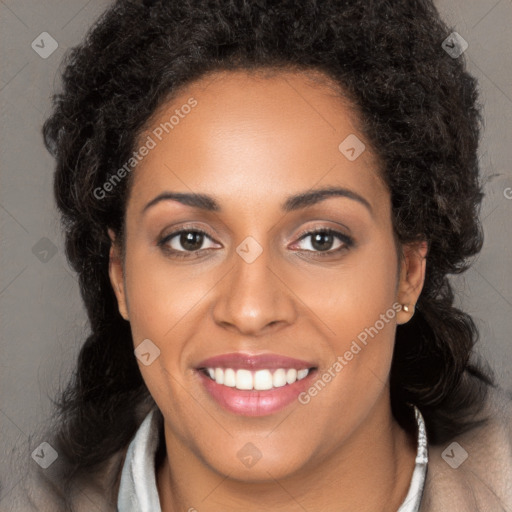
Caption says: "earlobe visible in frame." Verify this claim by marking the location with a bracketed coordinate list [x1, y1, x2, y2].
[396, 240, 428, 325]
[108, 229, 129, 321]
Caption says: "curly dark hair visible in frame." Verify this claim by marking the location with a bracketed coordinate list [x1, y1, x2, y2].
[42, 0, 494, 497]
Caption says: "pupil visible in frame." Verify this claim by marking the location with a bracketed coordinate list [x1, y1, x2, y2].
[181, 231, 203, 251]
[312, 232, 332, 251]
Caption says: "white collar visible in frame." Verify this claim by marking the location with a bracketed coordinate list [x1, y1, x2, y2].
[117, 405, 428, 511]
[397, 406, 428, 511]
[117, 406, 162, 512]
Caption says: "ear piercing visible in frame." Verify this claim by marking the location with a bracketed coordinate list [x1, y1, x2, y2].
[402, 304, 411, 312]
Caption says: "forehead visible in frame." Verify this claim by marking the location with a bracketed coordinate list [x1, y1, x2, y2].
[128, 69, 388, 216]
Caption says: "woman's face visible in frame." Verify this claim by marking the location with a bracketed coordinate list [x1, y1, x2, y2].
[110, 69, 426, 481]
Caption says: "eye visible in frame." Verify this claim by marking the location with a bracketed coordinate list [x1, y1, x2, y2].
[157, 227, 220, 258]
[292, 228, 354, 256]
[157, 226, 354, 260]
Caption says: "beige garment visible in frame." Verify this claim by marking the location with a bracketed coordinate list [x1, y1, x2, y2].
[4, 386, 512, 512]
[420, 386, 512, 511]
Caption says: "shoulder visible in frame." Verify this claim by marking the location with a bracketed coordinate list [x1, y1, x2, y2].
[6, 448, 127, 512]
[421, 385, 512, 511]
[5, 432, 128, 512]
[5, 402, 156, 511]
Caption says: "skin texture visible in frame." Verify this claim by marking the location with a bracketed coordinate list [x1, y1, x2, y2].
[109, 70, 428, 511]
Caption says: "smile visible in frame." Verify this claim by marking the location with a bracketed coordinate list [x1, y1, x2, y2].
[202, 367, 311, 390]
[195, 352, 318, 416]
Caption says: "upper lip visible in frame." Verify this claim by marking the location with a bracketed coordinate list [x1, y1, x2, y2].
[196, 352, 317, 371]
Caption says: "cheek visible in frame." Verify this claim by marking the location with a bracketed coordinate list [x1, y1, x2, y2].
[124, 246, 207, 342]
[122, 246, 204, 417]
[291, 232, 399, 392]
[292, 230, 398, 338]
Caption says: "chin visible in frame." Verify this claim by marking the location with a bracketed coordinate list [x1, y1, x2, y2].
[198, 439, 315, 483]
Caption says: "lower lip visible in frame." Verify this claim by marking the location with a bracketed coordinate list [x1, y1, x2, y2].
[197, 369, 316, 417]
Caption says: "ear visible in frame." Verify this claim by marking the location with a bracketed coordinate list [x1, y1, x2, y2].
[108, 228, 129, 321]
[396, 240, 428, 325]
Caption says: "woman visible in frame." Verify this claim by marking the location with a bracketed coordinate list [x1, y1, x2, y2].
[11, 0, 512, 510]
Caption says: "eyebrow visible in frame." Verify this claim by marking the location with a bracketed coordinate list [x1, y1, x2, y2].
[142, 186, 373, 215]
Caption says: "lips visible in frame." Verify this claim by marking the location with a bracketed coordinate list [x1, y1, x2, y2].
[196, 352, 316, 370]
[195, 352, 318, 416]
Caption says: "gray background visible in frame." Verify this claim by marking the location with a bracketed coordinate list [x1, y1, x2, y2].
[1, 0, 511, 506]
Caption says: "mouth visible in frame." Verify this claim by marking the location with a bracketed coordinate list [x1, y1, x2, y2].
[195, 352, 318, 416]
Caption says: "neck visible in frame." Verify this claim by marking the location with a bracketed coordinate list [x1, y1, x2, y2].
[156, 400, 417, 512]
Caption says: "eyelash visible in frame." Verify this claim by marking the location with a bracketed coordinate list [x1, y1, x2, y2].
[157, 226, 354, 260]
[157, 227, 216, 260]
[294, 227, 354, 257]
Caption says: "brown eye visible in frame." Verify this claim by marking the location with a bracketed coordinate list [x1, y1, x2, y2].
[158, 228, 220, 258]
[178, 231, 206, 251]
[309, 231, 336, 251]
[294, 228, 353, 254]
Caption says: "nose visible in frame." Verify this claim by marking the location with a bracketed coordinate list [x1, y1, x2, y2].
[211, 240, 297, 336]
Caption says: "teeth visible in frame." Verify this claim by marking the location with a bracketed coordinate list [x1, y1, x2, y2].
[297, 369, 309, 380]
[224, 368, 236, 387]
[254, 369, 273, 390]
[286, 368, 297, 384]
[203, 367, 311, 390]
[272, 368, 287, 388]
[236, 369, 253, 390]
[214, 367, 223, 384]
